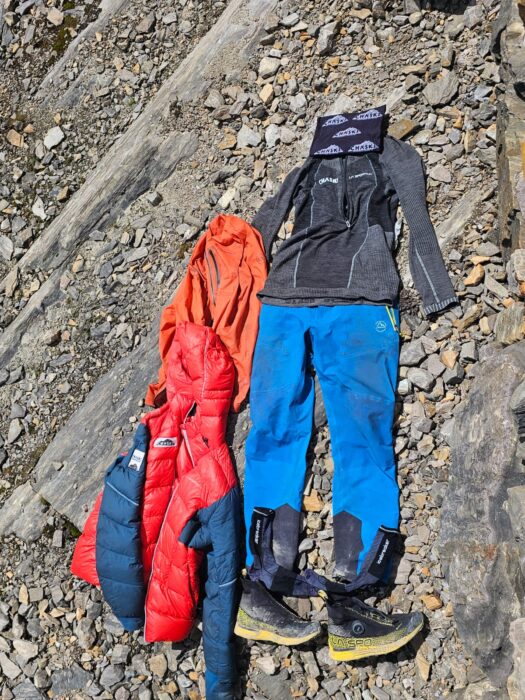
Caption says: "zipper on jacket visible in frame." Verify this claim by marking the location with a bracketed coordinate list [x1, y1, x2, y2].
[208, 249, 221, 290]
[204, 253, 217, 305]
[341, 156, 351, 228]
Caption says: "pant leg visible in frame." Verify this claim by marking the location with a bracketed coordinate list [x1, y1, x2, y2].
[310, 304, 400, 582]
[244, 304, 314, 569]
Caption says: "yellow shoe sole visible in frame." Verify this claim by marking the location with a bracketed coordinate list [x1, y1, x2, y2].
[234, 623, 320, 646]
[328, 618, 424, 661]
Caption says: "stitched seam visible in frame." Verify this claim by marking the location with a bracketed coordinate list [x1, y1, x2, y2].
[105, 480, 139, 507]
[365, 154, 377, 230]
[293, 160, 322, 288]
[347, 227, 371, 287]
[415, 248, 439, 302]
[218, 578, 237, 588]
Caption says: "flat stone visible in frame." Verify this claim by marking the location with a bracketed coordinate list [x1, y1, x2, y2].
[125, 246, 148, 263]
[43, 126, 65, 149]
[12, 680, 43, 699]
[265, 124, 281, 148]
[111, 644, 130, 665]
[289, 92, 307, 114]
[508, 486, 525, 579]
[51, 664, 93, 695]
[280, 126, 295, 144]
[258, 56, 280, 79]
[0, 482, 47, 542]
[508, 617, 525, 700]
[464, 263, 485, 286]
[136, 13, 155, 33]
[100, 665, 124, 688]
[443, 365, 465, 385]
[7, 418, 23, 444]
[429, 164, 452, 183]
[236, 124, 260, 148]
[0, 652, 21, 679]
[400, 340, 426, 366]
[7, 129, 24, 147]
[463, 3, 484, 28]
[46, 7, 63, 25]
[495, 304, 525, 345]
[259, 83, 274, 105]
[510, 249, 525, 294]
[162, 12, 178, 25]
[204, 89, 224, 110]
[461, 341, 477, 364]
[256, 656, 276, 675]
[423, 70, 460, 107]
[427, 354, 446, 377]
[148, 654, 167, 678]
[31, 197, 46, 220]
[253, 670, 293, 700]
[317, 19, 340, 55]
[13, 639, 38, 661]
[280, 13, 299, 27]
[0, 234, 14, 261]
[388, 118, 418, 140]
[475, 242, 499, 257]
[5, 266, 19, 297]
[407, 367, 435, 391]
[485, 274, 509, 300]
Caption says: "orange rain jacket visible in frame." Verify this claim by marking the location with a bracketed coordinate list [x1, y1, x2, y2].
[146, 213, 267, 412]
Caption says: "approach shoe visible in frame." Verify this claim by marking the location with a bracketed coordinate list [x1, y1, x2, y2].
[327, 595, 424, 661]
[234, 577, 321, 645]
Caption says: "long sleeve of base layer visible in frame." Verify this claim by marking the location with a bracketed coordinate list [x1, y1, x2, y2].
[252, 162, 309, 259]
[380, 137, 459, 317]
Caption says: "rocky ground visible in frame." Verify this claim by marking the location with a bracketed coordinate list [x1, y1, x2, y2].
[0, 0, 521, 698]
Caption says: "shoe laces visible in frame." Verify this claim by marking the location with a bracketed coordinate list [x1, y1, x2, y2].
[348, 597, 398, 627]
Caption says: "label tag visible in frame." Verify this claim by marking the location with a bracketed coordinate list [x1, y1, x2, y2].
[153, 437, 178, 448]
[249, 507, 274, 558]
[368, 527, 399, 579]
[128, 448, 145, 472]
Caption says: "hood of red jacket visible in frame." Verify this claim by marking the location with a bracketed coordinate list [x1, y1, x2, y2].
[165, 322, 234, 444]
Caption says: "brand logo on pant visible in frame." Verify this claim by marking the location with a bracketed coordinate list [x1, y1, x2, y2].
[375, 537, 390, 565]
[375, 321, 387, 332]
[254, 518, 261, 544]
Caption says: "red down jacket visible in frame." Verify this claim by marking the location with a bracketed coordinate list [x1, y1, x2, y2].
[71, 322, 240, 698]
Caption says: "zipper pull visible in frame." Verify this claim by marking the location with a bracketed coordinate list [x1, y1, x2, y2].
[386, 305, 399, 333]
[345, 219, 351, 228]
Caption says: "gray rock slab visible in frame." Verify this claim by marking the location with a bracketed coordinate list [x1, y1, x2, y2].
[32, 333, 159, 530]
[439, 341, 525, 688]
[0, 0, 279, 369]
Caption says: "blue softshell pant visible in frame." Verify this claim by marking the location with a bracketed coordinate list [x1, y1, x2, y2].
[243, 303, 400, 584]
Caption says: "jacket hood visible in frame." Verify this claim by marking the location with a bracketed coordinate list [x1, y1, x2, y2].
[207, 213, 262, 246]
[165, 322, 234, 441]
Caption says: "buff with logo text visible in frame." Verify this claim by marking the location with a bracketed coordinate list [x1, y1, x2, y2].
[310, 105, 386, 157]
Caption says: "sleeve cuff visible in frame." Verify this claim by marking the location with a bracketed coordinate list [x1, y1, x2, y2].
[423, 296, 460, 317]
